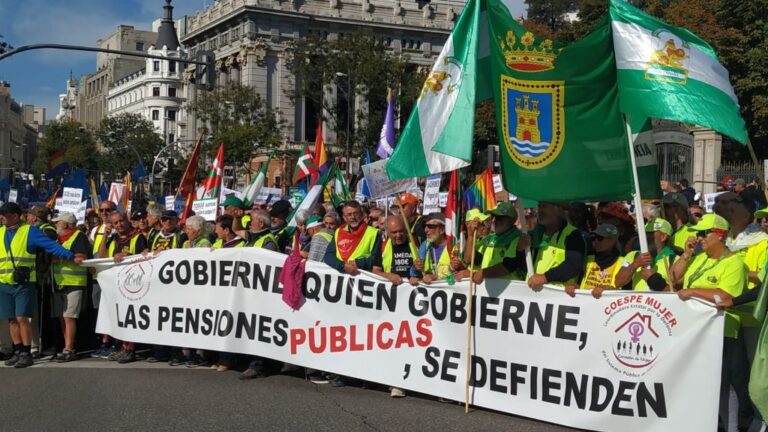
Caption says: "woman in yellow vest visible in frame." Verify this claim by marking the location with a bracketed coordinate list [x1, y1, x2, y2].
[670, 213, 753, 429]
[565, 224, 627, 298]
[213, 214, 245, 249]
[616, 218, 676, 292]
[528, 202, 587, 289]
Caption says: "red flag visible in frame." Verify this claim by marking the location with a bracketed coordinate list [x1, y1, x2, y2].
[202, 144, 225, 199]
[177, 135, 203, 223]
[445, 170, 459, 256]
[293, 143, 319, 185]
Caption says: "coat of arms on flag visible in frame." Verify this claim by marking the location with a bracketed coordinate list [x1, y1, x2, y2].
[501, 76, 565, 169]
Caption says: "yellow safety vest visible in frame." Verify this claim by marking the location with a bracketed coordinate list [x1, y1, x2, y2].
[0, 225, 37, 284]
[624, 250, 675, 291]
[53, 231, 87, 288]
[251, 231, 278, 249]
[480, 229, 523, 280]
[423, 241, 452, 279]
[732, 239, 768, 327]
[334, 226, 379, 261]
[381, 239, 418, 273]
[241, 215, 251, 229]
[579, 255, 624, 289]
[316, 231, 333, 243]
[151, 231, 182, 251]
[107, 235, 142, 258]
[213, 238, 223, 248]
[91, 224, 108, 256]
[534, 224, 579, 286]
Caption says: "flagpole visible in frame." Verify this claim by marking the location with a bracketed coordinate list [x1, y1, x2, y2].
[745, 139, 768, 203]
[396, 201, 419, 249]
[464, 228, 477, 414]
[624, 116, 649, 254]
[514, 199, 534, 276]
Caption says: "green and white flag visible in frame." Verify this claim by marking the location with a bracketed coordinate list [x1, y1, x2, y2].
[242, 151, 274, 206]
[332, 165, 351, 207]
[287, 167, 334, 228]
[386, 0, 481, 180]
[610, 0, 748, 144]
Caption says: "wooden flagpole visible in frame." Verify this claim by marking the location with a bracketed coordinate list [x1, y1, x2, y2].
[464, 228, 477, 413]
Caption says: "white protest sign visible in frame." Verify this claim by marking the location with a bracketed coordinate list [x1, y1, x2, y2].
[92, 248, 723, 432]
[191, 198, 218, 221]
[438, 192, 448, 208]
[703, 191, 726, 213]
[165, 196, 175, 210]
[108, 183, 125, 204]
[492, 174, 503, 193]
[76, 200, 87, 225]
[8, 189, 17, 203]
[362, 159, 418, 199]
[422, 175, 442, 215]
[255, 187, 281, 205]
[56, 187, 84, 213]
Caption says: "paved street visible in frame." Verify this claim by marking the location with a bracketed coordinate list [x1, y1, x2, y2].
[0, 356, 575, 432]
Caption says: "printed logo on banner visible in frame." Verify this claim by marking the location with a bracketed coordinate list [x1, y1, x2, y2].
[601, 294, 677, 378]
[117, 261, 153, 301]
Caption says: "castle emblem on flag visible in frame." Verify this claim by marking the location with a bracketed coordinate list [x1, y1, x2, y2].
[645, 30, 690, 85]
[501, 76, 565, 169]
[498, 31, 560, 72]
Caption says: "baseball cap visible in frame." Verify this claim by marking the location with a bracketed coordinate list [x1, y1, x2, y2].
[0, 202, 22, 215]
[593, 224, 619, 238]
[161, 210, 178, 219]
[51, 212, 77, 225]
[130, 210, 147, 220]
[270, 200, 292, 218]
[425, 212, 446, 225]
[755, 207, 768, 219]
[221, 195, 246, 210]
[29, 205, 50, 221]
[690, 213, 729, 231]
[306, 215, 323, 229]
[662, 192, 689, 208]
[465, 208, 490, 222]
[395, 193, 418, 206]
[734, 178, 746, 185]
[489, 202, 517, 219]
[644, 218, 673, 236]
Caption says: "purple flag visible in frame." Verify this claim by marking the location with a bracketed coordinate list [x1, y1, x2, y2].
[376, 88, 396, 159]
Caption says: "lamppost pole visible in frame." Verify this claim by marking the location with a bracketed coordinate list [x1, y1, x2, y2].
[336, 72, 352, 180]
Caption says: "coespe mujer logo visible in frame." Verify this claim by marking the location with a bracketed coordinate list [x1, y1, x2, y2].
[117, 261, 152, 301]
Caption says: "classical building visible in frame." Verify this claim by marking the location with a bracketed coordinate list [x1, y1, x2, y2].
[57, 74, 79, 122]
[179, 0, 464, 188]
[76, 25, 158, 127]
[0, 82, 39, 178]
[107, 1, 187, 145]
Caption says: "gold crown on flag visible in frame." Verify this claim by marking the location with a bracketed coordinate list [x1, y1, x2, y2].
[499, 31, 560, 72]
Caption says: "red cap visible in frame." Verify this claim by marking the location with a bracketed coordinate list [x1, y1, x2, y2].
[395, 193, 418, 206]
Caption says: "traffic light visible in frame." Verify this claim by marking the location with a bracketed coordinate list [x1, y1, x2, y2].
[195, 50, 216, 91]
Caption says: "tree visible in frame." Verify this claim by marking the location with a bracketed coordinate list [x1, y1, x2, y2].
[33, 120, 99, 177]
[285, 29, 424, 161]
[97, 113, 165, 179]
[187, 82, 284, 183]
[523, 0, 577, 39]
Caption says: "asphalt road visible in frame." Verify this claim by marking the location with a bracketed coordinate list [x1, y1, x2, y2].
[0, 356, 576, 432]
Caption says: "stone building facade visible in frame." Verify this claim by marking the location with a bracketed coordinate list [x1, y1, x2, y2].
[0, 82, 39, 178]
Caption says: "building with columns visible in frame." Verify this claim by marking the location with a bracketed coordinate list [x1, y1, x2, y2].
[107, 1, 187, 145]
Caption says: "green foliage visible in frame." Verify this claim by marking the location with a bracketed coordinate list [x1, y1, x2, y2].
[285, 29, 425, 158]
[524, 0, 577, 39]
[33, 120, 99, 177]
[187, 82, 284, 180]
[97, 113, 164, 178]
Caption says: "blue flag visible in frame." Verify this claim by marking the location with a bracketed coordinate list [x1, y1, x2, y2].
[131, 163, 147, 181]
[376, 88, 396, 159]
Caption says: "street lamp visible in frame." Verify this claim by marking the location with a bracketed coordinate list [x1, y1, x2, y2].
[335, 71, 352, 179]
[151, 141, 180, 196]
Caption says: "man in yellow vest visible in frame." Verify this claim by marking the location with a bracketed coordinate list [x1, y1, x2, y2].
[528, 202, 587, 289]
[243, 209, 279, 251]
[270, 200, 293, 253]
[565, 224, 627, 298]
[324, 200, 381, 274]
[615, 218, 676, 292]
[415, 213, 452, 283]
[213, 214, 246, 249]
[222, 195, 250, 233]
[395, 193, 426, 245]
[373, 215, 418, 285]
[0, 203, 83, 368]
[50, 212, 89, 362]
[88, 200, 117, 359]
[306, 216, 333, 262]
[464, 202, 529, 283]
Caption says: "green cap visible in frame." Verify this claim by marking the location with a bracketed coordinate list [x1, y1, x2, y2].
[489, 201, 517, 219]
[306, 215, 323, 229]
[221, 195, 246, 209]
[644, 218, 673, 236]
[755, 207, 768, 219]
[465, 208, 490, 222]
[690, 213, 729, 231]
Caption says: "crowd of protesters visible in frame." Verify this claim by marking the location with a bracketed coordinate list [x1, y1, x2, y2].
[0, 176, 767, 429]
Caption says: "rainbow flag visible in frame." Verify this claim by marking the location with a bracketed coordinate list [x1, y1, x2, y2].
[463, 168, 497, 213]
[47, 150, 68, 178]
[313, 121, 330, 177]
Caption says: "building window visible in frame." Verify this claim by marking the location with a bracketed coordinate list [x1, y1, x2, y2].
[167, 110, 176, 121]
[152, 87, 160, 97]
[153, 61, 160, 72]
[274, 176, 281, 188]
[168, 133, 175, 143]
[168, 87, 177, 98]
[136, 42, 144, 51]
[152, 110, 159, 120]
[169, 61, 176, 73]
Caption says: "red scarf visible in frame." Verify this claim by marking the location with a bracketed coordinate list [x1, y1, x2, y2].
[336, 223, 368, 261]
[58, 230, 77, 243]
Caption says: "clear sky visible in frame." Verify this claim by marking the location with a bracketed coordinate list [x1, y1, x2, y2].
[0, 0, 525, 123]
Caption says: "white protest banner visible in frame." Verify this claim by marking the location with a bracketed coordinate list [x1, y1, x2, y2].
[8, 188, 17, 203]
[362, 159, 418, 198]
[76, 200, 87, 225]
[91, 248, 722, 432]
[108, 183, 125, 204]
[191, 198, 218, 221]
[492, 174, 503, 193]
[704, 192, 726, 213]
[255, 187, 281, 205]
[56, 187, 84, 213]
[438, 192, 448, 208]
[165, 196, 175, 210]
[422, 175, 442, 215]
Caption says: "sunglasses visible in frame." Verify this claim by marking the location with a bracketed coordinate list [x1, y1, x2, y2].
[425, 223, 444, 229]
[161, 217, 176, 222]
[696, 230, 711, 238]
[99, 208, 113, 213]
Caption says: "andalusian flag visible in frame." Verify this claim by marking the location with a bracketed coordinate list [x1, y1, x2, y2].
[242, 151, 274, 206]
[386, 0, 481, 179]
[202, 144, 224, 199]
[610, 0, 748, 144]
[331, 164, 351, 207]
[630, 117, 663, 200]
[463, 168, 497, 213]
[293, 143, 318, 185]
[445, 170, 459, 255]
